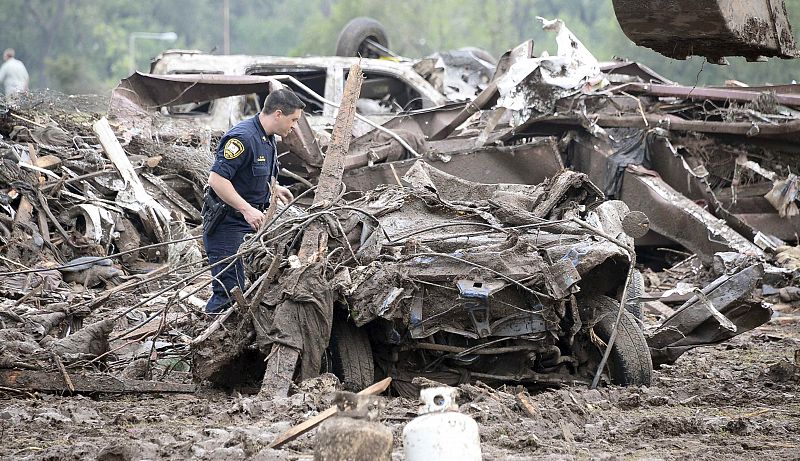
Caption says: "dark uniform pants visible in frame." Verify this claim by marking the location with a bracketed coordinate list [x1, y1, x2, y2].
[203, 215, 251, 314]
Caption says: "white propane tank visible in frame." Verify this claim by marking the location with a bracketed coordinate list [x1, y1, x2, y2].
[402, 386, 482, 461]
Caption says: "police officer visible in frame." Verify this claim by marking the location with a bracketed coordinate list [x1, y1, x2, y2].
[203, 89, 305, 313]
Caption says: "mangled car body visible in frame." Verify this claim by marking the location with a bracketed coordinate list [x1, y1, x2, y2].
[196, 159, 772, 396]
[195, 162, 653, 393]
[123, 45, 493, 136]
[346, 164, 652, 391]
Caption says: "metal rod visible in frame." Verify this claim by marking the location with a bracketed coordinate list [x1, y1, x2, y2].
[411, 343, 536, 355]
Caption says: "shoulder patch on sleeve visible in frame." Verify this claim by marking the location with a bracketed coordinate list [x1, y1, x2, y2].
[223, 138, 245, 160]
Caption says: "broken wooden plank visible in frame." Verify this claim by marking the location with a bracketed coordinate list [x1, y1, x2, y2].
[7, 146, 47, 252]
[12, 194, 34, 227]
[92, 117, 171, 241]
[51, 353, 75, 393]
[34, 154, 62, 170]
[0, 369, 196, 394]
[269, 377, 391, 449]
[644, 300, 676, 318]
[141, 172, 202, 222]
[515, 392, 538, 418]
[12, 146, 38, 229]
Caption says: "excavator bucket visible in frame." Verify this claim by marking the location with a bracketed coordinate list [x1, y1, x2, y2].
[613, 0, 798, 61]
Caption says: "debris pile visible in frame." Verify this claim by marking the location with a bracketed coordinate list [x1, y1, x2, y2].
[0, 91, 208, 394]
[1, 17, 800, 461]
[0, 18, 798, 406]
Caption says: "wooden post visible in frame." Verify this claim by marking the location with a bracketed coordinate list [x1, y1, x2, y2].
[298, 64, 364, 262]
[260, 64, 364, 398]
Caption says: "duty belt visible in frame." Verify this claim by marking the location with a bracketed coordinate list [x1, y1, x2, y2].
[229, 201, 268, 215]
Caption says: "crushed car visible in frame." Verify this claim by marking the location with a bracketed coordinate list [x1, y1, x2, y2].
[193, 160, 771, 397]
[194, 162, 655, 395]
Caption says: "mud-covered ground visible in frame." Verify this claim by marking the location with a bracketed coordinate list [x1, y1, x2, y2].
[1, 310, 798, 461]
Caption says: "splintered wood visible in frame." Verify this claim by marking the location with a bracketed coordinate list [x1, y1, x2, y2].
[298, 64, 364, 263]
[92, 117, 170, 241]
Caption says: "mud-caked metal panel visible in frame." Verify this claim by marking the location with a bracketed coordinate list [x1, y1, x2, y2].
[569, 132, 763, 263]
[343, 139, 565, 192]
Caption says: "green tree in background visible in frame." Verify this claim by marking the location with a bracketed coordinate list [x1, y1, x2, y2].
[0, 0, 797, 95]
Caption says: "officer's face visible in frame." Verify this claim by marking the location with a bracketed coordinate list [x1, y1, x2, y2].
[277, 109, 302, 137]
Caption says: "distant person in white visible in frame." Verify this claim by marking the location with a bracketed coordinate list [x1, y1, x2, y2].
[0, 48, 29, 95]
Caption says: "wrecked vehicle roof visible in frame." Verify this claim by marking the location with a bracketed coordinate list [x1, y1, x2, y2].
[132, 50, 453, 132]
[110, 44, 496, 137]
[114, 72, 283, 108]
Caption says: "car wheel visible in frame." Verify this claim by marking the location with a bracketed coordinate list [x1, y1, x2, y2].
[327, 309, 375, 391]
[624, 269, 645, 321]
[335, 17, 390, 58]
[582, 295, 652, 386]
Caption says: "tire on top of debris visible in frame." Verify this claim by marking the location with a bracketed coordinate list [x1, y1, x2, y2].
[326, 308, 375, 391]
[581, 294, 652, 386]
[335, 17, 390, 58]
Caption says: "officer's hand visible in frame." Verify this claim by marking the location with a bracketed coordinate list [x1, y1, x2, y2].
[242, 205, 266, 230]
[275, 185, 294, 204]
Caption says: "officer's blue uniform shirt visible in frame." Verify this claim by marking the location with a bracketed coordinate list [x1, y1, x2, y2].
[210, 115, 279, 209]
[204, 115, 282, 314]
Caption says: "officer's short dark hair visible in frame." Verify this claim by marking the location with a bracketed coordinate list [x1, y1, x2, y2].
[263, 88, 306, 115]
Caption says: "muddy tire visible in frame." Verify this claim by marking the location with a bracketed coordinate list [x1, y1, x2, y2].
[335, 17, 389, 58]
[584, 295, 652, 386]
[624, 269, 645, 321]
[327, 309, 374, 391]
